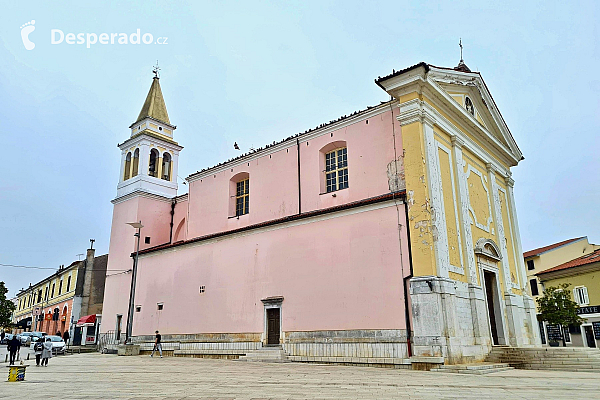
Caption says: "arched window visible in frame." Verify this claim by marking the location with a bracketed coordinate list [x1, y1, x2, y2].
[123, 152, 132, 180]
[148, 149, 159, 177]
[161, 152, 172, 181]
[132, 148, 139, 177]
[230, 172, 249, 217]
[465, 96, 475, 116]
[320, 141, 349, 193]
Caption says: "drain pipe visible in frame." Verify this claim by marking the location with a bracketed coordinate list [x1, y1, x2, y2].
[296, 137, 302, 214]
[169, 198, 177, 243]
[402, 201, 414, 357]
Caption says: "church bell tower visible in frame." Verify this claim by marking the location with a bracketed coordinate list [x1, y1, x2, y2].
[116, 71, 183, 199]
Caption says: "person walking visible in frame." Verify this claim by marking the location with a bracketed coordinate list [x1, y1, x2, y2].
[1, 329, 5, 343]
[63, 330, 70, 348]
[34, 339, 43, 366]
[7, 335, 21, 365]
[41, 337, 53, 366]
[150, 330, 162, 358]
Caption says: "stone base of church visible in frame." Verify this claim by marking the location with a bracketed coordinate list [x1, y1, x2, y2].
[409, 276, 540, 365]
[131, 329, 411, 366]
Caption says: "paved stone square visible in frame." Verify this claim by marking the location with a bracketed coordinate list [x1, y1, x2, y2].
[1, 352, 599, 399]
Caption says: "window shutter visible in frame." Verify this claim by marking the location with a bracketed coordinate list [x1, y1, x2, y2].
[583, 287, 589, 305]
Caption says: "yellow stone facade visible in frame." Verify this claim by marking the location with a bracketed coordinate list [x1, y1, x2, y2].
[377, 62, 540, 362]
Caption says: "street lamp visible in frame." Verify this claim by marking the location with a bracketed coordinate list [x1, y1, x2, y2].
[125, 221, 143, 344]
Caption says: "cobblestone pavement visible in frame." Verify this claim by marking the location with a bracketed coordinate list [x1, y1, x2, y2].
[1, 353, 599, 399]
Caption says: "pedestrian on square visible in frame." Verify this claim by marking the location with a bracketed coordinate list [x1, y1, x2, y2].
[63, 330, 70, 347]
[150, 330, 162, 358]
[41, 337, 53, 366]
[1, 329, 5, 342]
[34, 339, 43, 366]
[7, 335, 20, 365]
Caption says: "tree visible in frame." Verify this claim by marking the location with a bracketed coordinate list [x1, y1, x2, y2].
[537, 283, 584, 347]
[0, 281, 16, 328]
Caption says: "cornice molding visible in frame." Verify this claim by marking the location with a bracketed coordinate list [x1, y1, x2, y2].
[112, 189, 174, 205]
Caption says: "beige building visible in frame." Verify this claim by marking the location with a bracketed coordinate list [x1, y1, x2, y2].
[524, 237, 599, 305]
[523, 237, 600, 347]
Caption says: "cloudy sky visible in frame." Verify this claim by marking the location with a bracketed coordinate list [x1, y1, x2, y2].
[1, 0, 598, 297]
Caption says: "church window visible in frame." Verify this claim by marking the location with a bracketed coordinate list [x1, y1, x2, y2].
[124, 152, 132, 180]
[199, 285, 205, 294]
[161, 152, 172, 181]
[325, 147, 349, 193]
[149, 149, 159, 177]
[135, 305, 141, 312]
[157, 303, 164, 311]
[145, 237, 151, 244]
[236, 178, 250, 216]
[132, 149, 139, 176]
[465, 96, 475, 116]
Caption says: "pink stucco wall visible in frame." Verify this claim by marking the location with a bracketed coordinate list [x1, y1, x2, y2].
[131, 203, 410, 335]
[101, 196, 175, 333]
[103, 103, 407, 336]
[186, 107, 399, 240]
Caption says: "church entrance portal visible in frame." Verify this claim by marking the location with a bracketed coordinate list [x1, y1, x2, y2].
[483, 270, 500, 345]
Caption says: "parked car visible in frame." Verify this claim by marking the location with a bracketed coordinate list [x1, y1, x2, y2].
[32, 335, 66, 354]
[17, 332, 33, 345]
[19, 331, 46, 345]
[1, 333, 14, 344]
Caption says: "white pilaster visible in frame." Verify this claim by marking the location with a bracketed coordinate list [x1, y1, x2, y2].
[451, 137, 478, 284]
[487, 163, 512, 292]
[505, 177, 528, 292]
[423, 120, 450, 278]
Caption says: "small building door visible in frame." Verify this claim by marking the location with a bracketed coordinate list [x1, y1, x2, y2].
[583, 326, 597, 348]
[266, 308, 280, 345]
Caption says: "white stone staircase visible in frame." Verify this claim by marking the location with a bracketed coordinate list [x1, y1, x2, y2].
[237, 346, 290, 363]
[431, 362, 513, 375]
[486, 346, 600, 372]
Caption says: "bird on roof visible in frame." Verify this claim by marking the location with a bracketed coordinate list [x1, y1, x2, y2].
[234, 142, 240, 150]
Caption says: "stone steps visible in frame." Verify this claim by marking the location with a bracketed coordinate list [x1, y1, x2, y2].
[431, 363, 513, 375]
[238, 346, 290, 363]
[486, 347, 600, 372]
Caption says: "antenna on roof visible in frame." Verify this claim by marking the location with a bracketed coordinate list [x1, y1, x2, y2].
[152, 60, 160, 78]
[76, 254, 84, 261]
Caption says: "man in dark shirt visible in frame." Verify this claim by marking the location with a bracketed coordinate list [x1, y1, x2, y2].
[150, 330, 162, 358]
[7, 335, 21, 365]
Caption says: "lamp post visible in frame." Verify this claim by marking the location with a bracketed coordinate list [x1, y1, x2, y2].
[125, 221, 143, 344]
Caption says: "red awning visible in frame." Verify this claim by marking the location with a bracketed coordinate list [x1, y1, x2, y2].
[76, 314, 96, 326]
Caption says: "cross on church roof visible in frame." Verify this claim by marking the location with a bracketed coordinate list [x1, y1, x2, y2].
[153, 60, 161, 78]
[459, 38, 464, 62]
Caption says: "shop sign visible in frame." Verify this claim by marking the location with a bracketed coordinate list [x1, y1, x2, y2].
[577, 305, 600, 315]
[593, 322, 600, 340]
[44, 313, 52, 321]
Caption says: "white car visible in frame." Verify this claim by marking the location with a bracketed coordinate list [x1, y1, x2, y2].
[31, 335, 66, 354]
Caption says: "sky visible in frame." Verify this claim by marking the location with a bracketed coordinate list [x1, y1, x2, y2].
[0, 0, 598, 297]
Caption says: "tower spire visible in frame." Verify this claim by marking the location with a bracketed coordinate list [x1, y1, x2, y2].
[134, 67, 170, 125]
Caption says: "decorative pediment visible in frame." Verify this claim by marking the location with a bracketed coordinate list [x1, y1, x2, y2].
[375, 63, 523, 168]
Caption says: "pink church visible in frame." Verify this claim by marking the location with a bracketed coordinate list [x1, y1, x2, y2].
[102, 61, 540, 366]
